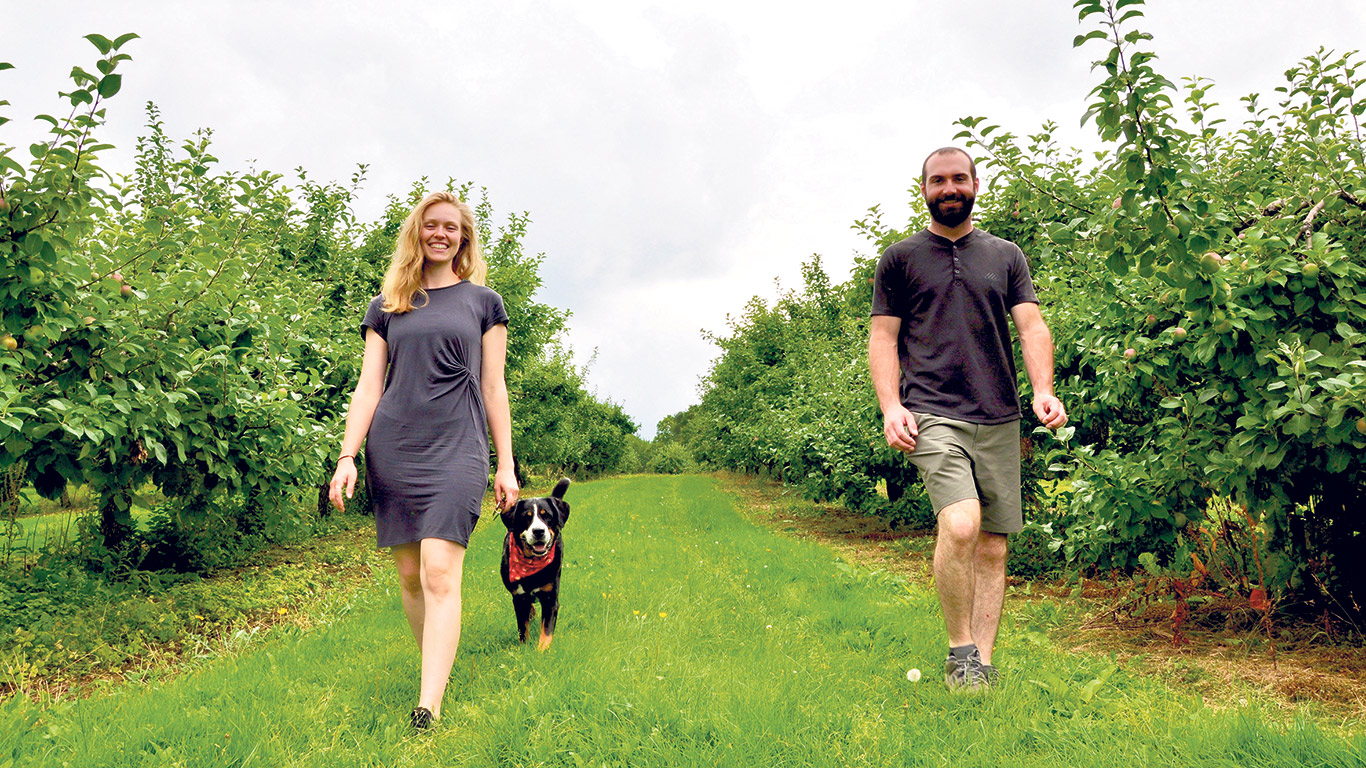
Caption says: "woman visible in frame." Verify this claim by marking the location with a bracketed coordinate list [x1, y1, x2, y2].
[328, 191, 518, 730]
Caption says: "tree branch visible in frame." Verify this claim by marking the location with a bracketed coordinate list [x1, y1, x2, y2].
[1299, 198, 1327, 242]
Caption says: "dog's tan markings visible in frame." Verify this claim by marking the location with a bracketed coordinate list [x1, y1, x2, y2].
[537, 632, 553, 651]
[535, 582, 555, 593]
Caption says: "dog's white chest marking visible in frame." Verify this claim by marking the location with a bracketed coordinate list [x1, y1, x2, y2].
[512, 584, 525, 595]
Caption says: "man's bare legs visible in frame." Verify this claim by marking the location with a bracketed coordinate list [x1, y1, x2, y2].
[934, 499, 980, 648]
[971, 531, 1007, 665]
[934, 498, 1008, 665]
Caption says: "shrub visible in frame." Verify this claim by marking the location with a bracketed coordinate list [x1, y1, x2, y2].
[647, 443, 694, 475]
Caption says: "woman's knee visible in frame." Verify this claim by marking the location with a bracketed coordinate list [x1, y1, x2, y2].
[420, 540, 466, 597]
[392, 544, 423, 594]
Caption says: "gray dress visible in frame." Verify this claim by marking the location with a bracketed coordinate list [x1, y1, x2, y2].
[360, 282, 509, 548]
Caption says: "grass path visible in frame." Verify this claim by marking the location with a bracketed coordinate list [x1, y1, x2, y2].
[4, 475, 1361, 767]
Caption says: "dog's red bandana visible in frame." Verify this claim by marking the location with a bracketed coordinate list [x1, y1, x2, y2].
[507, 532, 555, 581]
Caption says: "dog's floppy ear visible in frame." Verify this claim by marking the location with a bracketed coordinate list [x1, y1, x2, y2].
[500, 499, 525, 531]
[550, 478, 571, 527]
[551, 477, 571, 499]
[549, 497, 570, 528]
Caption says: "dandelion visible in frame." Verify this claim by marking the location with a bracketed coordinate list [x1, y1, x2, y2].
[906, 668, 922, 682]
[277, 607, 287, 615]
[659, 612, 667, 618]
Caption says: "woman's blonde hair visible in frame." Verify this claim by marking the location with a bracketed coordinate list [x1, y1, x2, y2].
[380, 191, 487, 313]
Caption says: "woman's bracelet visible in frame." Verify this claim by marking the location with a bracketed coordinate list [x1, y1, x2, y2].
[338, 454, 355, 463]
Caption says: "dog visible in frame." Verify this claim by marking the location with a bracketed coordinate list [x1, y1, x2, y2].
[500, 478, 571, 650]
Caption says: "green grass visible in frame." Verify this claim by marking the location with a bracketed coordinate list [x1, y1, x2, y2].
[0, 511, 381, 695]
[2, 507, 157, 549]
[2, 475, 1361, 767]
[3, 483, 161, 557]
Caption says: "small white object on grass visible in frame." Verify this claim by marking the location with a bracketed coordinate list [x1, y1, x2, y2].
[906, 668, 922, 682]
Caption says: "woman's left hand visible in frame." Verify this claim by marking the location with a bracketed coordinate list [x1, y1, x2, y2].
[493, 465, 519, 511]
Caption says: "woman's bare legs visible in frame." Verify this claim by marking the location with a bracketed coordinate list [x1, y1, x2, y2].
[391, 538, 466, 719]
[392, 543, 425, 645]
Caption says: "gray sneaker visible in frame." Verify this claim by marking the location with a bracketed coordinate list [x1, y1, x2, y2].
[976, 655, 1000, 685]
[944, 651, 987, 691]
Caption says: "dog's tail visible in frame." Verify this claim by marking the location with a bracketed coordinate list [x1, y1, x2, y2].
[552, 477, 571, 499]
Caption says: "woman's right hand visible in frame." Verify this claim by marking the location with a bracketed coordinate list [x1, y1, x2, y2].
[329, 458, 358, 512]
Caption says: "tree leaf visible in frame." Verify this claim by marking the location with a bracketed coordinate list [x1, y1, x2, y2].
[84, 34, 113, 55]
[97, 74, 122, 99]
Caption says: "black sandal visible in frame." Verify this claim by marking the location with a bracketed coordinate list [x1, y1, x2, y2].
[410, 706, 434, 731]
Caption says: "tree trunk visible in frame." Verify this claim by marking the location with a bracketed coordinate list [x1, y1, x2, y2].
[98, 484, 136, 551]
[886, 475, 904, 503]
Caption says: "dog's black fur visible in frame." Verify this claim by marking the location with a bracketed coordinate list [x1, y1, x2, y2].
[499, 478, 570, 649]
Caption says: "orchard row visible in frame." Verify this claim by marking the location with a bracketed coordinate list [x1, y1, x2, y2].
[0, 35, 635, 571]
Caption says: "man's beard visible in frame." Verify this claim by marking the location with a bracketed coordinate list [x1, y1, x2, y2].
[927, 192, 975, 228]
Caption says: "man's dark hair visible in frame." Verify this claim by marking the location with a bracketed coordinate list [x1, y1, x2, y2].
[921, 147, 977, 182]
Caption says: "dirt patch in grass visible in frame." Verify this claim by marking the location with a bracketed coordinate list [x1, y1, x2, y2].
[717, 472, 1366, 726]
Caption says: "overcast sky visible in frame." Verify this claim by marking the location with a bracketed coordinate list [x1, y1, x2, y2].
[7, 1, 1365, 438]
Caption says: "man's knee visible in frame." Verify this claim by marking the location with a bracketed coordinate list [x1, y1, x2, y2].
[937, 499, 981, 546]
[977, 531, 1007, 566]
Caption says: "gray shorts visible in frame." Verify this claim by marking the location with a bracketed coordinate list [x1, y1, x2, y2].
[905, 413, 1022, 535]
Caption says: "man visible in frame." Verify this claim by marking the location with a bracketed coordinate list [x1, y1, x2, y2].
[868, 147, 1067, 690]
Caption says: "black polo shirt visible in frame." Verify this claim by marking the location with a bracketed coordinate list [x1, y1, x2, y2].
[871, 228, 1038, 424]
